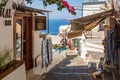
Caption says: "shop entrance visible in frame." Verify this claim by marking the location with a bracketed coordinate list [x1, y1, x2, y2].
[14, 12, 33, 70]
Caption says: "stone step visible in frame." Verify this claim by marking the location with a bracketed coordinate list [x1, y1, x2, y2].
[43, 73, 94, 80]
[49, 68, 93, 73]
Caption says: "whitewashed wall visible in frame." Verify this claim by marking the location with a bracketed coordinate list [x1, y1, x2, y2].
[0, 0, 27, 59]
[83, 3, 106, 31]
[33, 33, 66, 75]
[2, 64, 26, 80]
[0, 0, 26, 80]
[114, 0, 120, 11]
[0, 0, 14, 59]
[83, 4, 105, 16]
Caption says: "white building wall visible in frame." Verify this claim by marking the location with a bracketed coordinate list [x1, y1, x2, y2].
[83, 3, 106, 31]
[0, 0, 26, 79]
[33, 32, 66, 75]
[0, 0, 26, 58]
[33, 31, 42, 61]
[0, 0, 14, 59]
[83, 4, 104, 16]
[114, 0, 120, 11]
[2, 64, 26, 80]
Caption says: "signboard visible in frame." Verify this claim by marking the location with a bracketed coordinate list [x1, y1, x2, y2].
[5, 20, 12, 26]
[35, 16, 46, 30]
[0, 8, 12, 18]
[0, 8, 12, 26]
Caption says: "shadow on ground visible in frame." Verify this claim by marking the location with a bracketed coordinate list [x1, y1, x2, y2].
[42, 55, 101, 80]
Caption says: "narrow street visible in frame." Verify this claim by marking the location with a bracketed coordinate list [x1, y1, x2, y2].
[26, 31, 104, 80]
[41, 32, 104, 80]
[42, 55, 96, 80]
[1, 1, 120, 80]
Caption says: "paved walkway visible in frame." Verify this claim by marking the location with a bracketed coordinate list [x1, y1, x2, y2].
[42, 32, 104, 80]
[27, 32, 104, 80]
[42, 55, 97, 80]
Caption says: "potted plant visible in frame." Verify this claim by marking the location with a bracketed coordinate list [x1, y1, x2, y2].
[0, 48, 12, 73]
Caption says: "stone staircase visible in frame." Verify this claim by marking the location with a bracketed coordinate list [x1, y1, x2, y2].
[42, 55, 100, 80]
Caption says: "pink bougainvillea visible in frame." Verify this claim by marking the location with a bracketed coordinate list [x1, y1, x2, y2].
[60, 0, 70, 8]
[60, 0, 76, 15]
[36, 0, 76, 15]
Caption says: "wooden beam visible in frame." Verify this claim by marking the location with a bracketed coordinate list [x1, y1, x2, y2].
[67, 30, 83, 38]
[72, 9, 113, 22]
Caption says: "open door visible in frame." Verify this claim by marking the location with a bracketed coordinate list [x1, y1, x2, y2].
[14, 17, 23, 61]
[23, 17, 33, 70]
[14, 16, 33, 70]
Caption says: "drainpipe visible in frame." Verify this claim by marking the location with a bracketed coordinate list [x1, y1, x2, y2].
[47, 12, 49, 34]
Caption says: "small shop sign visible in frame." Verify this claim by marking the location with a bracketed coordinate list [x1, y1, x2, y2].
[0, 8, 12, 18]
[35, 16, 46, 30]
[5, 20, 12, 26]
[0, 8, 12, 26]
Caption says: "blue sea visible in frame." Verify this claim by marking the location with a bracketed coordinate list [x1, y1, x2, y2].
[39, 19, 70, 35]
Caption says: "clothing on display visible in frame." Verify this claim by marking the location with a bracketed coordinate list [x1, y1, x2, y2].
[41, 38, 53, 68]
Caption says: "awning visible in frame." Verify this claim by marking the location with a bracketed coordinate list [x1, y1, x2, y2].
[71, 9, 113, 31]
[67, 30, 82, 39]
[68, 9, 113, 38]
[13, 3, 52, 15]
[72, 9, 113, 22]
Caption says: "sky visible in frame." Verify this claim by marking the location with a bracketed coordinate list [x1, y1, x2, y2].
[27, 0, 83, 19]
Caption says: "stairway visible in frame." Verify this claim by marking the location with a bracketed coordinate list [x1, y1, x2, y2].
[42, 55, 99, 80]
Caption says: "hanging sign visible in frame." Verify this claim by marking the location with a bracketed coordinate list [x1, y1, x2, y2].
[35, 16, 46, 30]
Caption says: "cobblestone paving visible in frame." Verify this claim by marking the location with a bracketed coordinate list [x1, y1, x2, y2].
[42, 55, 100, 80]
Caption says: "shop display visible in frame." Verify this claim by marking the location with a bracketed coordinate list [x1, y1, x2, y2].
[41, 38, 53, 68]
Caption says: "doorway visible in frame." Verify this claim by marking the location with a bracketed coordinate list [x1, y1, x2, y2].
[14, 14, 33, 70]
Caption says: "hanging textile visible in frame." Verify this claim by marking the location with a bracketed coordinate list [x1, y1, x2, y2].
[41, 38, 53, 68]
[41, 39, 49, 68]
[47, 38, 53, 65]
[106, 30, 114, 63]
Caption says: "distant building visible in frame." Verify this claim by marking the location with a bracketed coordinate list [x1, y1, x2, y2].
[82, 0, 106, 32]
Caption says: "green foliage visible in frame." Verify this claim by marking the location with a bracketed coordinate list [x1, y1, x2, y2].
[44, 0, 60, 5]
[0, 0, 9, 9]
[56, 2, 64, 11]
[52, 44, 59, 49]
[25, 0, 33, 4]
[0, 0, 76, 15]
[0, 48, 12, 70]
[25, 0, 76, 15]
